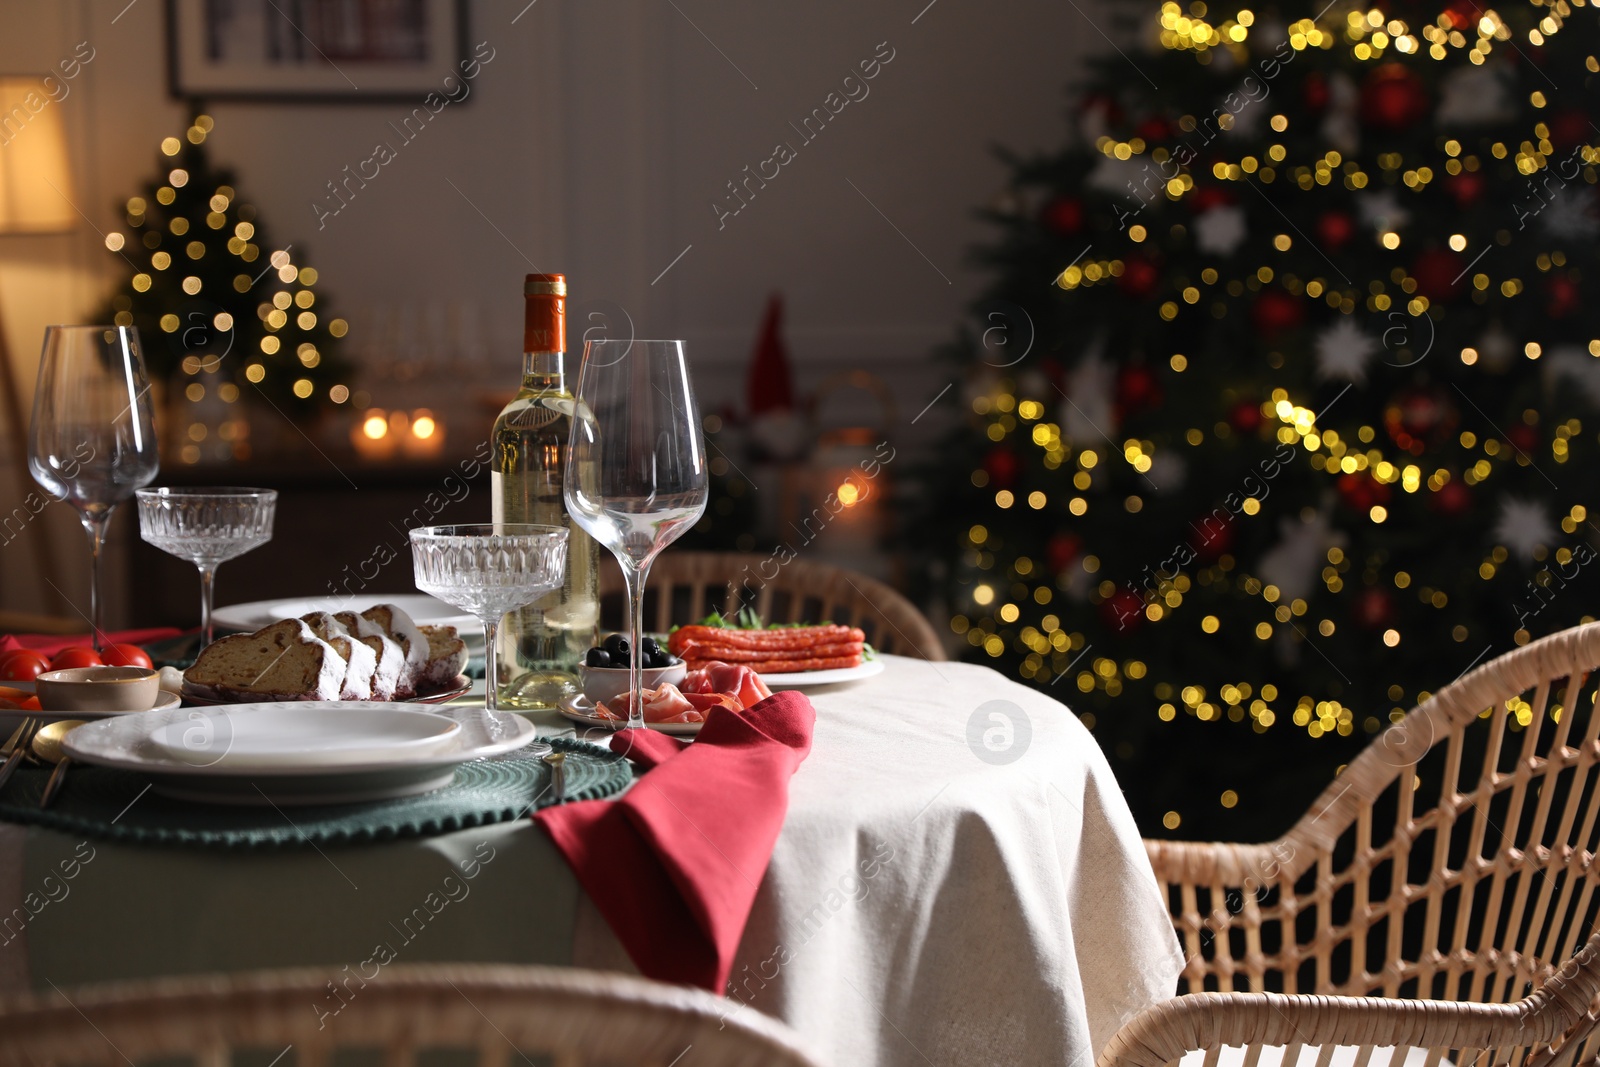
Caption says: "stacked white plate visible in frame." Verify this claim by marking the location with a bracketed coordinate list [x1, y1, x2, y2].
[64, 703, 543, 806]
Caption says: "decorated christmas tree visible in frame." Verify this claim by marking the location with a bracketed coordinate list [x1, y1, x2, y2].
[929, 0, 1600, 839]
[98, 114, 354, 442]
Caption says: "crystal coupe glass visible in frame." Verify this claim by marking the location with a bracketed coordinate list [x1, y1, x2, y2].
[136, 487, 277, 647]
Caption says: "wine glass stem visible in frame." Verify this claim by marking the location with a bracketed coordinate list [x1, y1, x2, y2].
[483, 618, 502, 712]
[622, 562, 647, 731]
[82, 510, 111, 651]
[197, 564, 218, 647]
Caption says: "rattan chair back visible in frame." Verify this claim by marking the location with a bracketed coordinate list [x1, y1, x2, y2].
[1153, 623, 1600, 1000]
[0, 964, 826, 1067]
[598, 550, 945, 660]
[1104, 623, 1600, 1067]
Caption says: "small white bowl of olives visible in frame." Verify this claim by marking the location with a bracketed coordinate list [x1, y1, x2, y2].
[579, 634, 686, 706]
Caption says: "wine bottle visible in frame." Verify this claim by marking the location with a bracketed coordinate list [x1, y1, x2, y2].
[490, 273, 600, 709]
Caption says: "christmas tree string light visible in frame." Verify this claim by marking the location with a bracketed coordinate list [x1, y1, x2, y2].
[96, 114, 354, 450]
[925, 0, 1600, 838]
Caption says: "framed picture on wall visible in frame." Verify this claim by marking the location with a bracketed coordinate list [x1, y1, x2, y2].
[168, 0, 468, 102]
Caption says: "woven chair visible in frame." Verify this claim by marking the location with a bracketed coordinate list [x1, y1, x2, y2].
[599, 551, 945, 660]
[1100, 621, 1600, 1067]
[0, 963, 826, 1067]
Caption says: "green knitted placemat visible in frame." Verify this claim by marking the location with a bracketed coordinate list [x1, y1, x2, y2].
[0, 738, 629, 850]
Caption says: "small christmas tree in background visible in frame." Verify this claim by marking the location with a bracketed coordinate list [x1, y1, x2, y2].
[97, 114, 354, 459]
[925, 0, 1600, 840]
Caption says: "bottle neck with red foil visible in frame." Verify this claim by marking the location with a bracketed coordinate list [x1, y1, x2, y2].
[522, 275, 567, 390]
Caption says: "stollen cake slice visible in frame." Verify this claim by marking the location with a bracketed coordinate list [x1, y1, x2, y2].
[185, 619, 347, 702]
[299, 611, 377, 700]
[416, 624, 469, 689]
[333, 610, 405, 700]
[361, 603, 431, 697]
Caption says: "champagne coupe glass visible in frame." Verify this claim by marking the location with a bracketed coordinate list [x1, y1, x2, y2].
[564, 340, 709, 731]
[410, 524, 569, 712]
[27, 326, 160, 649]
[136, 487, 278, 647]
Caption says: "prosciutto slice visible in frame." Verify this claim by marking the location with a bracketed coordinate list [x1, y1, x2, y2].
[596, 683, 706, 724]
[681, 661, 772, 709]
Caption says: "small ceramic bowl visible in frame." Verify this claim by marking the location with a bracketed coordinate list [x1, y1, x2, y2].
[35, 666, 161, 713]
[579, 661, 687, 706]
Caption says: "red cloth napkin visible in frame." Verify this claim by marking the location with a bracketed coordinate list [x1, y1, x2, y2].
[0, 628, 183, 658]
[535, 690, 815, 992]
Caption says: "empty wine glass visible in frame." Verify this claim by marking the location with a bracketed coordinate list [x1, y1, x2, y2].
[28, 325, 161, 649]
[564, 340, 708, 731]
[136, 487, 278, 647]
[410, 524, 569, 712]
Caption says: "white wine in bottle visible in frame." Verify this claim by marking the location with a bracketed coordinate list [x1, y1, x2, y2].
[490, 273, 600, 708]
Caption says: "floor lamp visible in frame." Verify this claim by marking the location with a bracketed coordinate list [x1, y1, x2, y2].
[0, 76, 76, 623]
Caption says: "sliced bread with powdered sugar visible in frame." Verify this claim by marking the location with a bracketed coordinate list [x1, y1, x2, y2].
[299, 611, 377, 700]
[333, 610, 406, 700]
[416, 624, 469, 689]
[361, 603, 431, 697]
[185, 618, 346, 702]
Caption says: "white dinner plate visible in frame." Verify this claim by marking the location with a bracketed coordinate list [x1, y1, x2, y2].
[558, 694, 703, 736]
[147, 707, 462, 769]
[64, 702, 544, 806]
[759, 657, 886, 688]
[211, 594, 481, 643]
[0, 680, 182, 722]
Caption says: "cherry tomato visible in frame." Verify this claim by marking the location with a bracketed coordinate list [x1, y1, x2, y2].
[101, 643, 153, 669]
[48, 647, 102, 671]
[0, 650, 50, 682]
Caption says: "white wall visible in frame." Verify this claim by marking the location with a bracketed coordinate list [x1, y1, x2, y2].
[0, 0, 1104, 622]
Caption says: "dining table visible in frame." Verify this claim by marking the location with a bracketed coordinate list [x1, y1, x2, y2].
[0, 653, 1184, 1067]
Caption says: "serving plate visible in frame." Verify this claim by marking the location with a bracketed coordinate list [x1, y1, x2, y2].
[758, 658, 885, 688]
[64, 702, 543, 806]
[181, 674, 473, 706]
[557, 694, 703, 736]
[147, 707, 463, 769]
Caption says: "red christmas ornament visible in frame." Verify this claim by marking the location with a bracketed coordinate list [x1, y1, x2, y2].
[1338, 473, 1392, 513]
[1252, 289, 1304, 339]
[1047, 532, 1083, 575]
[1119, 256, 1161, 300]
[1430, 480, 1472, 517]
[1041, 196, 1084, 236]
[1303, 71, 1330, 114]
[1079, 91, 1125, 128]
[1189, 186, 1235, 213]
[1116, 365, 1162, 413]
[1099, 588, 1146, 634]
[1443, 0, 1477, 29]
[1410, 248, 1465, 303]
[1352, 588, 1395, 629]
[1317, 211, 1355, 252]
[1507, 423, 1540, 455]
[983, 446, 1020, 490]
[1360, 64, 1430, 132]
[1189, 513, 1235, 562]
[1135, 116, 1171, 143]
[1383, 386, 1458, 453]
[1548, 275, 1580, 319]
[1230, 398, 1263, 433]
[1550, 109, 1591, 150]
[1446, 172, 1485, 209]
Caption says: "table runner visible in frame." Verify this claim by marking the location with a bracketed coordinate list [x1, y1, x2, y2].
[0, 739, 629, 849]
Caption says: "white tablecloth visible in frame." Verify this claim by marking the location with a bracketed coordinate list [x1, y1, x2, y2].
[3, 655, 1182, 1067]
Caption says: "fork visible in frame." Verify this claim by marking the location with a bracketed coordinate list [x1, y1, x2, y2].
[0, 718, 40, 794]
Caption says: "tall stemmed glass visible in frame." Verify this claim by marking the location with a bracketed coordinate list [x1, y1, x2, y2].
[28, 326, 160, 649]
[410, 524, 569, 712]
[564, 340, 708, 731]
[136, 487, 278, 647]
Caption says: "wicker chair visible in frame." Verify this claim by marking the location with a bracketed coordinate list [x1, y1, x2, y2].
[599, 551, 945, 660]
[0, 963, 826, 1067]
[1100, 622, 1600, 1067]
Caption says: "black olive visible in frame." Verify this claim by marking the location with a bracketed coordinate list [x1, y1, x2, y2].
[603, 633, 630, 657]
[641, 636, 661, 655]
[585, 648, 612, 668]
